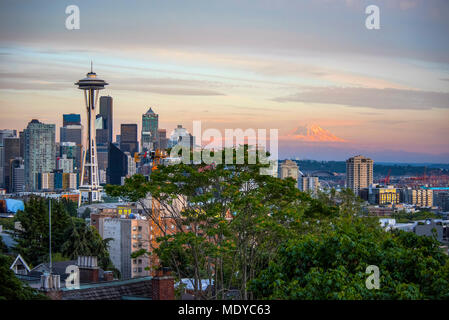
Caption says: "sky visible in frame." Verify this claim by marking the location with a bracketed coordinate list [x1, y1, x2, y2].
[0, 0, 448, 162]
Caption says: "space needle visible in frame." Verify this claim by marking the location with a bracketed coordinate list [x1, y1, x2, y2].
[75, 63, 108, 206]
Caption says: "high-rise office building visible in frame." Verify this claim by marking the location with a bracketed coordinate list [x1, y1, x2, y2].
[141, 108, 158, 152]
[61, 114, 82, 146]
[19, 131, 25, 158]
[24, 120, 56, 191]
[0, 129, 17, 142]
[169, 125, 195, 149]
[60, 125, 83, 146]
[346, 155, 373, 194]
[60, 142, 81, 173]
[60, 114, 82, 179]
[280, 160, 299, 182]
[3, 137, 20, 193]
[10, 158, 25, 193]
[120, 124, 138, 155]
[107, 143, 128, 185]
[57, 154, 74, 173]
[97, 144, 109, 184]
[125, 152, 136, 178]
[98, 96, 113, 145]
[63, 114, 81, 126]
[157, 129, 168, 150]
[0, 129, 17, 189]
[301, 176, 320, 194]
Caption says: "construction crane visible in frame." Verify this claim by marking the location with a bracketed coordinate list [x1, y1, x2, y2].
[133, 149, 167, 172]
[150, 149, 167, 171]
[383, 168, 391, 185]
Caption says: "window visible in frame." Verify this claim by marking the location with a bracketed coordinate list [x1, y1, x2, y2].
[138, 259, 142, 264]
[133, 259, 137, 264]
[138, 226, 142, 231]
[138, 268, 142, 273]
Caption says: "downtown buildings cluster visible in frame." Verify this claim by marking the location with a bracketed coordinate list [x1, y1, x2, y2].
[0, 100, 195, 199]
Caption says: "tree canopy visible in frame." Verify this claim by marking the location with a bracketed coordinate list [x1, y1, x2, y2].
[106, 146, 449, 300]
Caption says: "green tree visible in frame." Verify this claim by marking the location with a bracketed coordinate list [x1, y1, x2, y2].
[80, 207, 91, 219]
[61, 217, 113, 270]
[250, 216, 449, 299]
[0, 236, 8, 254]
[107, 146, 309, 299]
[61, 198, 78, 217]
[13, 197, 71, 267]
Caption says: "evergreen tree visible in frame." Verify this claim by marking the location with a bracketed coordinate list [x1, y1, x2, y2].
[13, 197, 71, 266]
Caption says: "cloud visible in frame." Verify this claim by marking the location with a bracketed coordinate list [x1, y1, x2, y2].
[274, 87, 449, 110]
[399, 0, 419, 10]
[113, 85, 225, 96]
[0, 71, 227, 96]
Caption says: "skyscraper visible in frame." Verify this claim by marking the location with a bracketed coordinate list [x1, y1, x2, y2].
[97, 96, 113, 145]
[24, 119, 56, 191]
[10, 157, 25, 193]
[107, 143, 128, 185]
[120, 124, 138, 155]
[3, 137, 21, 192]
[0, 129, 17, 189]
[169, 125, 195, 149]
[63, 114, 81, 126]
[346, 155, 373, 194]
[157, 128, 168, 150]
[60, 142, 81, 172]
[60, 114, 82, 176]
[141, 108, 158, 152]
[61, 114, 82, 145]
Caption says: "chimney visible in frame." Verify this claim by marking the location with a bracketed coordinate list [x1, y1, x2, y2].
[152, 268, 175, 300]
[103, 271, 114, 281]
[40, 273, 62, 300]
[78, 256, 99, 283]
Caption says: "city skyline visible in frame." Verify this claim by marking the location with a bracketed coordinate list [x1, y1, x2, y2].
[0, 0, 448, 162]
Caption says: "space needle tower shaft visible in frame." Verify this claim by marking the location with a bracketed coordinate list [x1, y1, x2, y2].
[75, 63, 108, 206]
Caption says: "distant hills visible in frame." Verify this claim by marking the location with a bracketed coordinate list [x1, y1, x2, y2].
[282, 160, 449, 177]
